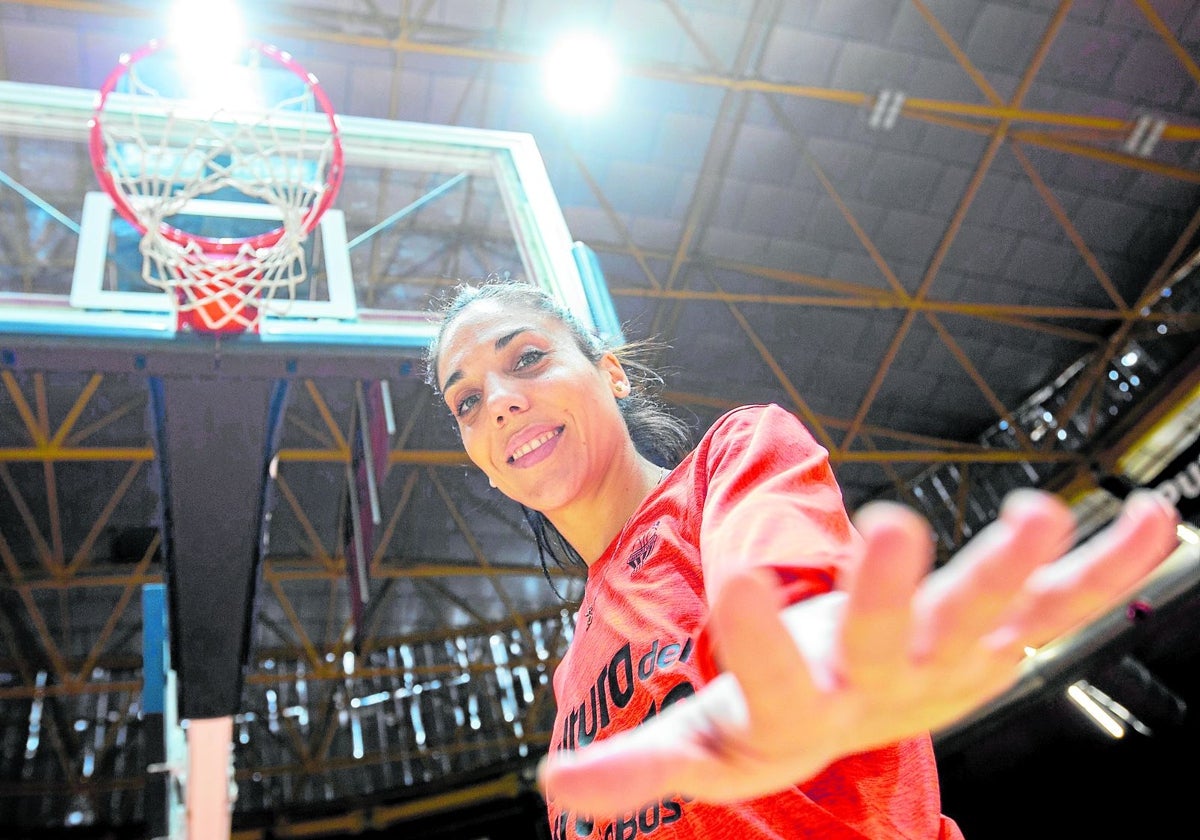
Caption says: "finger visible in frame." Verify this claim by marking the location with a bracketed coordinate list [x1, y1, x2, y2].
[537, 714, 692, 816]
[542, 573, 833, 815]
[910, 489, 1075, 662]
[989, 490, 1180, 650]
[537, 675, 772, 814]
[711, 567, 819, 729]
[840, 502, 930, 681]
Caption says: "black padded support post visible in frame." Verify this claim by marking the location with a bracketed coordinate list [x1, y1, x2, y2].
[150, 374, 288, 720]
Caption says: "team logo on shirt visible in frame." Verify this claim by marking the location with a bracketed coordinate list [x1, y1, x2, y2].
[625, 520, 660, 573]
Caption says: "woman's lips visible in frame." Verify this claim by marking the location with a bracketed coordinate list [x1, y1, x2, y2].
[507, 426, 564, 466]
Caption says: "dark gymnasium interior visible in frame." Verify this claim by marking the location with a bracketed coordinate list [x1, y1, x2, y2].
[0, 2, 1198, 838]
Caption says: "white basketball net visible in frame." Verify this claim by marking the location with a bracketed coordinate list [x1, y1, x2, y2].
[96, 48, 341, 332]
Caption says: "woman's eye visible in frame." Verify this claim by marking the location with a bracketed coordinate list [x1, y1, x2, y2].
[515, 349, 546, 370]
[455, 393, 480, 417]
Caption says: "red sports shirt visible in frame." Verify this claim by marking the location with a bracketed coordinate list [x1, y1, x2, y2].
[545, 404, 965, 840]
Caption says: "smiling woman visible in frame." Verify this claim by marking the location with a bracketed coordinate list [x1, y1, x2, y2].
[426, 280, 692, 577]
[422, 277, 1181, 839]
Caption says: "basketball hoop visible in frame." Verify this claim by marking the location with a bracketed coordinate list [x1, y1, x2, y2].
[88, 39, 344, 334]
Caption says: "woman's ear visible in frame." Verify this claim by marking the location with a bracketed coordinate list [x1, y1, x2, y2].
[599, 352, 629, 396]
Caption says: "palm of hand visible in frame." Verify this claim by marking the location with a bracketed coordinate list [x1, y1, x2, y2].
[539, 489, 1180, 816]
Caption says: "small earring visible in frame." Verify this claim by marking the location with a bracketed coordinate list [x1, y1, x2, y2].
[488, 477, 497, 488]
[615, 381, 629, 395]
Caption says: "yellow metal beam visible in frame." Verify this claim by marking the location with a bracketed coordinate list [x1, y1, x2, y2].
[1008, 143, 1129, 310]
[273, 473, 339, 572]
[0, 463, 59, 575]
[0, 446, 153, 462]
[304, 379, 350, 453]
[428, 468, 533, 641]
[0, 679, 142, 700]
[1012, 131, 1200, 184]
[65, 460, 145, 577]
[271, 448, 469, 466]
[73, 534, 158, 683]
[368, 468, 420, 575]
[720, 295, 836, 452]
[13, 0, 1200, 148]
[244, 651, 559, 687]
[265, 574, 326, 673]
[1135, 0, 1200, 85]
[63, 395, 145, 448]
[1, 370, 47, 446]
[803, 150, 911, 300]
[263, 560, 559, 581]
[609, 285, 1134, 321]
[247, 603, 573, 671]
[834, 449, 1080, 465]
[369, 773, 522, 831]
[235, 732, 551, 788]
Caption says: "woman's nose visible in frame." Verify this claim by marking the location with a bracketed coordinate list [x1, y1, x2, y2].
[486, 379, 527, 423]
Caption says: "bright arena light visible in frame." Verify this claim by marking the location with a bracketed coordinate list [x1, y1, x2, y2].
[168, 0, 258, 111]
[169, 0, 246, 64]
[542, 32, 620, 115]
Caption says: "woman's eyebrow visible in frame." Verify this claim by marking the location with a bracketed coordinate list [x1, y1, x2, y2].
[440, 327, 533, 393]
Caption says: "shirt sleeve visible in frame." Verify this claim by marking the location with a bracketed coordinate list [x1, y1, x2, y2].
[692, 403, 864, 679]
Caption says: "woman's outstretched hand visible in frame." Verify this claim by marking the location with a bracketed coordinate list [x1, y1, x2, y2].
[537, 489, 1181, 816]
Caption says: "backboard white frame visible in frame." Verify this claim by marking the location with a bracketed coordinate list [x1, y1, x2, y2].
[0, 77, 604, 349]
[70, 191, 358, 321]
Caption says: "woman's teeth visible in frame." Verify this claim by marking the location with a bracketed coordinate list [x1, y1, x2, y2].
[510, 428, 560, 462]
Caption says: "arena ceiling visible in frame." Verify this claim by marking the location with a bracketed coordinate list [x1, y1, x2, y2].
[0, 1, 1198, 838]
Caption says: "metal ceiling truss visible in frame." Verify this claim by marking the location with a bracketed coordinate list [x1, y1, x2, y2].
[0, 369, 582, 829]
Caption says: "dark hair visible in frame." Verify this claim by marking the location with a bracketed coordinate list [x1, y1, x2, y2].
[425, 279, 693, 598]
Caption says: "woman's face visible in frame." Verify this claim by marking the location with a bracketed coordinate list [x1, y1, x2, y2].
[435, 298, 630, 515]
